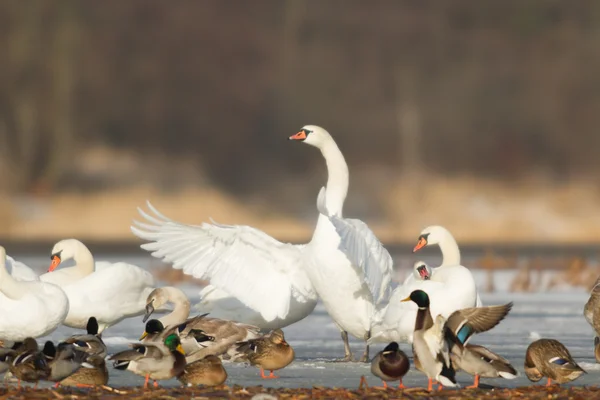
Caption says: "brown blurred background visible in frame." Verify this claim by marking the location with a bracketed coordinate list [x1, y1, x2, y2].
[1, 0, 600, 245]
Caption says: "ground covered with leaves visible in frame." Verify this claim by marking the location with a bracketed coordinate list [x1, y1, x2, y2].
[1, 385, 599, 400]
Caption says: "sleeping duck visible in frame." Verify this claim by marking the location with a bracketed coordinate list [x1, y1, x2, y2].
[525, 338, 585, 386]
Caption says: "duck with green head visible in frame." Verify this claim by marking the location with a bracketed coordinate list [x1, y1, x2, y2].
[402, 289, 513, 390]
[109, 333, 186, 388]
[360, 341, 409, 389]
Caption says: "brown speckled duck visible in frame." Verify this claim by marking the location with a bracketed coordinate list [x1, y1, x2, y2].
[525, 338, 585, 386]
[235, 329, 294, 379]
[584, 276, 600, 362]
[178, 354, 227, 387]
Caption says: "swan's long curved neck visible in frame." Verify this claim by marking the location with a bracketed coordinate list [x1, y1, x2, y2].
[438, 232, 461, 266]
[71, 242, 96, 278]
[158, 286, 191, 327]
[0, 257, 24, 300]
[320, 138, 349, 217]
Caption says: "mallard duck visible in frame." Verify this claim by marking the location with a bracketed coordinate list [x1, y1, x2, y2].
[58, 355, 108, 387]
[366, 342, 409, 389]
[140, 318, 214, 350]
[177, 354, 227, 387]
[9, 337, 50, 388]
[59, 316, 108, 358]
[235, 329, 294, 379]
[450, 344, 518, 388]
[109, 333, 186, 388]
[402, 290, 512, 391]
[525, 338, 585, 386]
[41, 341, 86, 383]
[0, 347, 16, 374]
[143, 288, 261, 358]
[584, 276, 600, 362]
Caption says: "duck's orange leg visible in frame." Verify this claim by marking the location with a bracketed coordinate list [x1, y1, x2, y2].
[260, 369, 278, 379]
[153, 380, 159, 388]
[54, 382, 60, 388]
[546, 378, 553, 387]
[398, 379, 406, 389]
[17, 379, 21, 389]
[143, 374, 150, 389]
[358, 375, 369, 389]
[427, 378, 433, 391]
[467, 374, 480, 389]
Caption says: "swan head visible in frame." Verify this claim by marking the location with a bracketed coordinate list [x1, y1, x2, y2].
[288, 125, 332, 148]
[413, 225, 452, 253]
[48, 238, 85, 272]
[413, 261, 432, 280]
[144, 288, 169, 322]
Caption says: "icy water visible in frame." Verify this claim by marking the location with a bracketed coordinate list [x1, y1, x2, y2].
[6, 252, 600, 389]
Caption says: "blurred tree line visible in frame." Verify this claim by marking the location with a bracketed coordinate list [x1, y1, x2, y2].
[1, 0, 599, 196]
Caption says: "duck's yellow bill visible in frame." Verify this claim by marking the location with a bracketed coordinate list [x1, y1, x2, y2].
[401, 296, 411, 302]
[139, 331, 148, 340]
[177, 344, 185, 355]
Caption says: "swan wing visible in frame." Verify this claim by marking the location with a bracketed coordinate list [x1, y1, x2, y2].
[327, 215, 392, 304]
[131, 201, 314, 322]
[6, 256, 39, 281]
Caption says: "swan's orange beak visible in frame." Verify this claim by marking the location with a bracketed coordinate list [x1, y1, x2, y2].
[48, 255, 61, 272]
[289, 130, 307, 141]
[413, 237, 427, 253]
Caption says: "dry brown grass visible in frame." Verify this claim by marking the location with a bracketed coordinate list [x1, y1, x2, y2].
[3, 175, 600, 244]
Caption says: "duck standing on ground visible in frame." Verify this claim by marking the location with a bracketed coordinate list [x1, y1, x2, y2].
[584, 276, 600, 362]
[40, 239, 155, 332]
[451, 344, 518, 388]
[178, 354, 228, 387]
[525, 338, 585, 386]
[402, 290, 512, 391]
[9, 338, 50, 388]
[109, 333, 186, 389]
[360, 342, 409, 389]
[235, 329, 294, 379]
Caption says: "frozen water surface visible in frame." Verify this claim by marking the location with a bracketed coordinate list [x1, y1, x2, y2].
[5, 254, 599, 389]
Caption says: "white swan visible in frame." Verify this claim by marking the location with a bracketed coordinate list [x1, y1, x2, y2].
[39, 239, 156, 332]
[131, 126, 392, 361]
[369, 225, 481, 344]
[0, 246, 69, 341]
[293, 126, 393, 362]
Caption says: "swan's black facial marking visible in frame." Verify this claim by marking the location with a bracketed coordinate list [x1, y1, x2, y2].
[50, 250, 62, 261]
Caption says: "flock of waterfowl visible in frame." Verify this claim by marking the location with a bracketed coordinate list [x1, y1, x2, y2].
[0, 126, 596, 391]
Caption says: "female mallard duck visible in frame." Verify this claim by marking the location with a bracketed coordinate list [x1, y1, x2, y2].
[235, 329, 294, 379]
[584, 276, 600, 362]
[525, 338, 585, 386]
[365, 342, 409, 389]
[109, 333, 186, 388]
[402, 290, 512, 391]
[450, 344, 517, 388]
[58, 355, 108, 387]
[9, 337, 50, 388]
[177, 354, 227, 386]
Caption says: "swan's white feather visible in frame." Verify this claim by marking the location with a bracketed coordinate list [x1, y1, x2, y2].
[131, 201, 315, 322]
[328, 215, 392, 304]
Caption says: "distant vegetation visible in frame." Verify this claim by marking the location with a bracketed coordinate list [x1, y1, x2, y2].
[1, 0, 599, 203]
